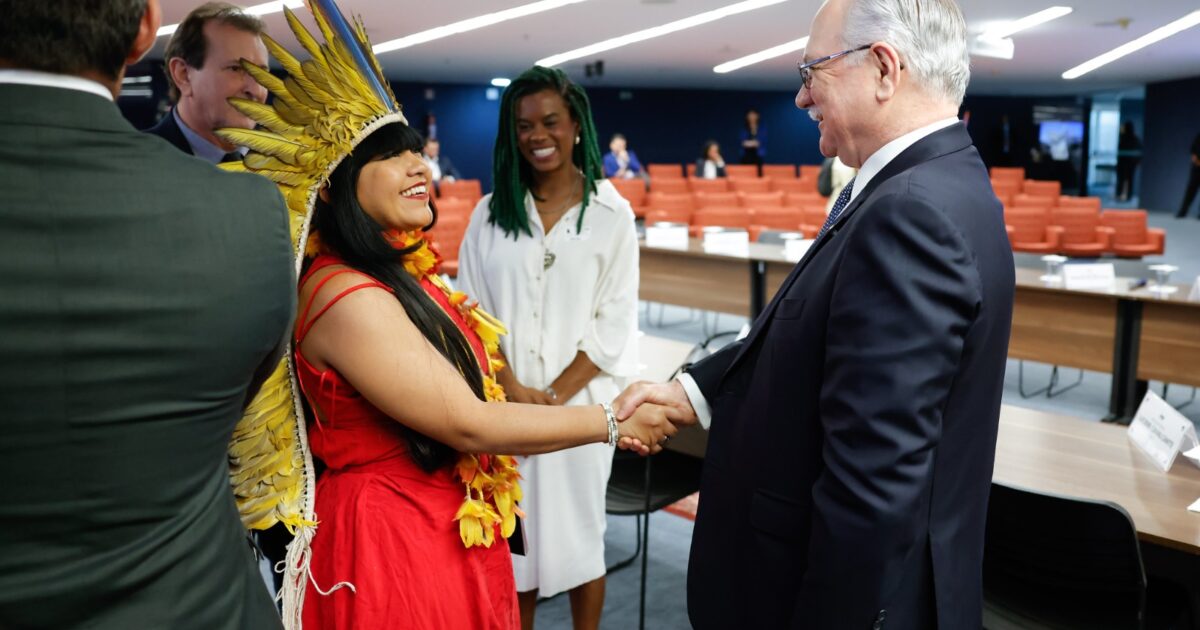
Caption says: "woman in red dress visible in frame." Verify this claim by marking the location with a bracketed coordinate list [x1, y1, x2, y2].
[292, 121, 675, 629]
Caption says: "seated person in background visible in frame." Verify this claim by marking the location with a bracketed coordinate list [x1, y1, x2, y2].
[603, 133, 646, 181]
[695, 140, 726, 179]
[422, 137, 461, 190]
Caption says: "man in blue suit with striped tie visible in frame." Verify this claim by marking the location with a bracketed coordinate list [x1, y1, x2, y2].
[616, 0, 1015, 628]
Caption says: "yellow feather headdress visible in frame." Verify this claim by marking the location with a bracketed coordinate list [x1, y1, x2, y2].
[215, 1, 405, 626]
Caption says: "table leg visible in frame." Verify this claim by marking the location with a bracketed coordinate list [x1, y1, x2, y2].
[1104, 299, 1143, 424]
[749, 260, 766, 319]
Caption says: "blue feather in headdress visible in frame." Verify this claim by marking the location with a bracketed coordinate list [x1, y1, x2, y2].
[308, 0, 394, 108]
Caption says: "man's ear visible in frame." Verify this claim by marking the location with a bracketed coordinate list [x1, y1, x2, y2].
[126, 0, 162, 65]
[167, 58, 192, 99]
[871, 42, 904, 102]
[318, 185, 331, 204]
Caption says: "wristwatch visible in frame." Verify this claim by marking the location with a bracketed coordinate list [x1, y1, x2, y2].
[544, 386, 558, 401]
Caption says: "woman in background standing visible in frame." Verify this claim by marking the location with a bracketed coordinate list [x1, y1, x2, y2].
[738, 108, 766, 173]
[459, 66, 639, 630]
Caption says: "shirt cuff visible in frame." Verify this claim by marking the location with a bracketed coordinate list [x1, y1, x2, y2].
[675, 373, 713, 430]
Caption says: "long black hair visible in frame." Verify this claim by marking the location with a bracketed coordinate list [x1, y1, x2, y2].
[309, 121, 484, 472]
[489, 65, 604, 239]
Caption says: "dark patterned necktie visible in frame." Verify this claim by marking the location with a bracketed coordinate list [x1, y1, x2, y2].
[817, 177, 855, 239]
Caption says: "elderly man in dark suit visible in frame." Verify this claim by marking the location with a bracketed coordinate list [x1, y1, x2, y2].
[145, 1, 268, 164]
[616, 0, 1014, 628]
[0, 1, 293, 627]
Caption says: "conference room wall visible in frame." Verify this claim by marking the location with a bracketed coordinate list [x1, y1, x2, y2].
[390, 81, 828, 189]
[1141, 75, 1200, 213]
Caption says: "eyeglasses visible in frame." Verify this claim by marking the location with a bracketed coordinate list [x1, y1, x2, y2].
[797, 44, 871, 89]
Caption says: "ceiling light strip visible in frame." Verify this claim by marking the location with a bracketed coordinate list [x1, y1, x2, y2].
[983, 6, 1073, 40]
[157, 0, 304, 37]
[537, 0, 789, 67]
[373, 0, 589, 55]
[713, 36, 808, 73]
[1063, 10, 1200, 79]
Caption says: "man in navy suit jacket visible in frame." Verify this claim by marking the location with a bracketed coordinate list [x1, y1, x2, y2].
[144, 2, 267, 163]
[616, 1, 1013, 628]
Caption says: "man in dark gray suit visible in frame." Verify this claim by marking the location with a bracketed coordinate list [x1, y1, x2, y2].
[617, 0, 1014, 628]
[0, 1, 293, 628]
[145, 1, 268, 163]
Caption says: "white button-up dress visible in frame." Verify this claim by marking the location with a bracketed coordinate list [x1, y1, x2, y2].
[458, 179, 639, 596]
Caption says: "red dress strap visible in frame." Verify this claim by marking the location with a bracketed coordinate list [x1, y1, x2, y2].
[297, 256, 393, 344]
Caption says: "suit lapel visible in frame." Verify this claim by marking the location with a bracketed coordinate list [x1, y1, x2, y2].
[723, 123, 972, 378]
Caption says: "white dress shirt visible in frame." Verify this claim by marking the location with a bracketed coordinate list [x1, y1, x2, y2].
[679, 117, 961, 429]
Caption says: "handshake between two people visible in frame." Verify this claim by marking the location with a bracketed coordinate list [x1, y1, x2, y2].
[613, 380, 699, 456]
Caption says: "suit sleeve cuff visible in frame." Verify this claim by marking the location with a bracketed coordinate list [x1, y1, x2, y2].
[676, 373, 712, 430]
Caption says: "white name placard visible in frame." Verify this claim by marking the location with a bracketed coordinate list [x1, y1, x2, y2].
[1190, 275, 1200, 302]
[1127, 390, 1199, 472]
[783, 237, 813, 262]
[645, 224, 689, 250]
[1062, 263, 1116, 291]
[702, 229, 749, 255]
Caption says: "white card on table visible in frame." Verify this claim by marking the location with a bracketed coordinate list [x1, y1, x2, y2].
[783, 238, 812, 262]
[645, 224, 689, 249]
[702, 229, 749, 255]
[1062, 263, 1116, 291]
[1189, 275, 1200, 301]
[1127, 390, 1200, 472]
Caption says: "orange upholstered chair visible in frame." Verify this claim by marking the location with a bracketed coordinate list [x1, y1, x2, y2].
[786, 192, 826, 209]
[799, 205, 828, 237]
[646, 192, 693, 211]
[725, 164, 759, 179]
[730, 178, 771, 194]
[438, 179, 483, 205]
[771, 178, 817, 194]
[1056, 196, 1102, 212]
[427, 212, 468, 277]
[646, 207, 693, 225]
[690, 207, 750, 237]
[991, 179, 1021, 201]
[608, 178, 646, 217]
[1023, 179, 1062, 197]
[1100, 210, 1165, 257]
[799, 164, 822, 180]
[748, 207, 804, 241]
[1003, 208, 1062, 254]
[761, 164, 796, 179]
[739, 191, 785, 207]
[435, 197, 475, 222]
[1013, 193, 1058, 208]
[989, 166, 1025, 182]
[694, 191, 739, 208]
[688, 178, 729, 194]
[650, 178, 689, 194]
[1051, 207, 1113, 257]
[648, 163, 685, 179]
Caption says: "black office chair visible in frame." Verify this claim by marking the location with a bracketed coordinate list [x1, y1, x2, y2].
[605, 447, 703, 630]
[983, 482, 1192, 630]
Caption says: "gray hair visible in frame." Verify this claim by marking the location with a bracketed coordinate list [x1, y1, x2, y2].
[841, 0, 970, 105]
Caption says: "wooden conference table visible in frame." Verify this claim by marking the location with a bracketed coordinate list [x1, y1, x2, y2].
[639, 238, 1200, 422]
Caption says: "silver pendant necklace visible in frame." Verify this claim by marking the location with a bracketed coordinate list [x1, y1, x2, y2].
[537, 175, 581, 272]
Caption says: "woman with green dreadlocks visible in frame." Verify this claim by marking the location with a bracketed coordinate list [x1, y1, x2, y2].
[458, 66, 639, 630]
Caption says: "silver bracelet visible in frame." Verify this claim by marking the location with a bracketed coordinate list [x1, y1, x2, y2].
[601, 402, 618, 447]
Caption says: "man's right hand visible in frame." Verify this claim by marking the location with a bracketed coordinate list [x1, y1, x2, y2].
[613, 380, 698, 426]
